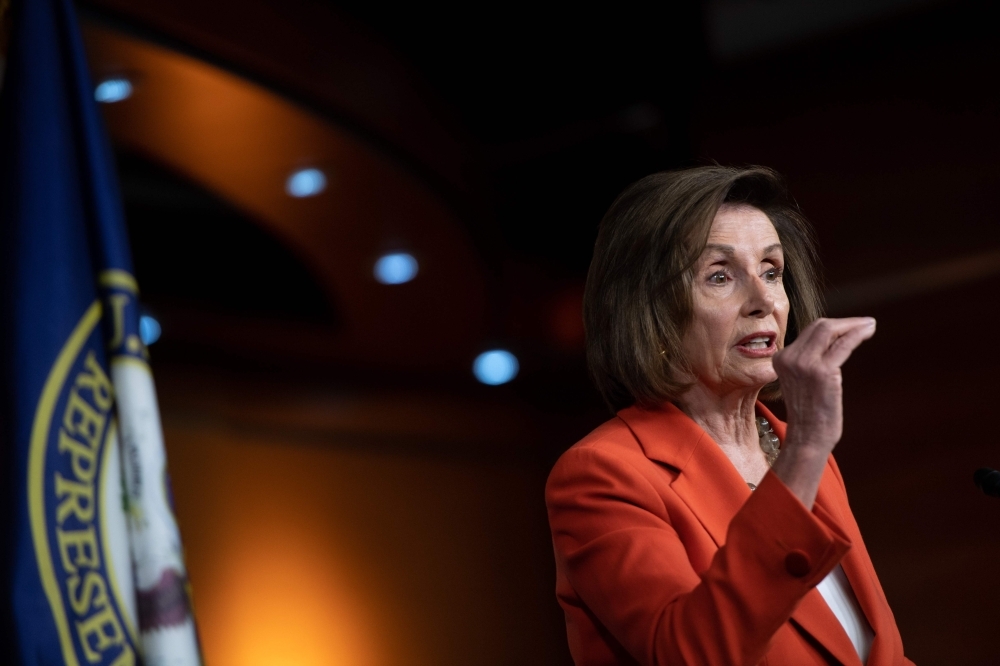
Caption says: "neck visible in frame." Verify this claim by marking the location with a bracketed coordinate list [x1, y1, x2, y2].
[674, 382, 762, 452]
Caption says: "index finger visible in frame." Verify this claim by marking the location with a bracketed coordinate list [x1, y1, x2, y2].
[823, 318, 876, 367]
[792, 317, 876, 357]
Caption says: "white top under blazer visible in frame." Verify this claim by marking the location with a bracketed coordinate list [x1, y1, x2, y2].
[817, 563, 875, 664]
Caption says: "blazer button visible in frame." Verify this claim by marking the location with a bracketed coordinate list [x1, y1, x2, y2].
[784, 550, 811, 578]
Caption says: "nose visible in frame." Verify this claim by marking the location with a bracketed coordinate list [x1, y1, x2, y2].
[741, 274, 775, 318]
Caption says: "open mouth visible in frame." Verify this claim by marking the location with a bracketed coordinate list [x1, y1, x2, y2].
[736, 332, 777, 352]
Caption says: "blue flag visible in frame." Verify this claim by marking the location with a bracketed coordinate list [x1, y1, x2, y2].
[1, 0, 202, 663]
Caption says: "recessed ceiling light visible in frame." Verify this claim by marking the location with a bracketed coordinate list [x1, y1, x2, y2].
[473, 350, 519, 385]
[285, 168, 327, 197]
[94, 77, 133, 103]
[373, 252, 419, 285]
[139, 314, 161, 345]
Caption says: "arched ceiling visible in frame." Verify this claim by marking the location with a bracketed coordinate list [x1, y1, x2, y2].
[83, 23, 487, 370]
[81, 0, 470, 193]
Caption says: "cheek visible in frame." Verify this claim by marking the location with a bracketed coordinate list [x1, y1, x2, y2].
[687, 304, 737, 361]
[776, 294, 790, 320]
[775, 292, 791, 337]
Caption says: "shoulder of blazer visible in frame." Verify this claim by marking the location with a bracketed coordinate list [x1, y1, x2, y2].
[569, 415, 643, 454]
[546, 414, 673, 494]
[549, 415, 655, 479]
[554, 401, 719, 474]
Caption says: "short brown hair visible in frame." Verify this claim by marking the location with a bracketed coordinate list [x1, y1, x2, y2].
[584, 165, 824, 412]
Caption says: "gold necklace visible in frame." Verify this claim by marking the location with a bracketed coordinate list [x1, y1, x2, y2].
[746, 416, 781, 491]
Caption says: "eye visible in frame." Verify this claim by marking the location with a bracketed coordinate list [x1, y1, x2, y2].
[708, 271, 728, 285]
[762, 267, 783, 282]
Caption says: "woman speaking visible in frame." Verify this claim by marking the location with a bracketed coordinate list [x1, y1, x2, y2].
[546, 166, 913, 665]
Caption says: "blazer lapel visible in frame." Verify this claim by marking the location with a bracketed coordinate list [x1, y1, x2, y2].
[621, 402, 865, 666]
[762, 405, 865, 666]
[779, 473, 865, 666]
[618, 402, 750, 548]
[790, 590, 863, 666]
[812, 464, 889, 664]
[841, 547, 890, 663]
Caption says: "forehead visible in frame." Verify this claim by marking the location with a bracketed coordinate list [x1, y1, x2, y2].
[706, 204, 780, 247]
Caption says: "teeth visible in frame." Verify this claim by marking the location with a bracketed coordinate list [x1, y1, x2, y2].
[743, 337, 770, 349]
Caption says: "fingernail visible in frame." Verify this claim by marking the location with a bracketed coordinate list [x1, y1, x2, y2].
[865, 317, 876, 327]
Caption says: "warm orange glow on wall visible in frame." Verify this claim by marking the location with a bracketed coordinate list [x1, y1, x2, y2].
[169, 427, 382, 666]
[161, 413, 561, 666]
[209, 517, 378, 666]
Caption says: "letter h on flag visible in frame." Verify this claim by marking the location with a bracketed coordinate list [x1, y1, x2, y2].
[0, 0, 203, 664]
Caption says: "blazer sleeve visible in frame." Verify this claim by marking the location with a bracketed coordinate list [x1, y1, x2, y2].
[546, 445, 853, 666]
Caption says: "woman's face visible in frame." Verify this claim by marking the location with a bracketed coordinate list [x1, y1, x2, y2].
[680, 204, 789, 395]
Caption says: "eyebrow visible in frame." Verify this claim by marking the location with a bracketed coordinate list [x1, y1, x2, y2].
[703, 242, 783, 256]
[703, 243, 735, 255]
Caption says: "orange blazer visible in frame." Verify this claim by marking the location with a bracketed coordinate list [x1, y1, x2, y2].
[545, 401, 914, 666]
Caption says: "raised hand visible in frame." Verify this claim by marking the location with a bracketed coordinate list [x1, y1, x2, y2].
[770, 317, 876, 508]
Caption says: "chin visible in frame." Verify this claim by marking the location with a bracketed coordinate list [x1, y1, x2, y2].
[741, 373, 778, 391]
[731, 362, 776, 387]
[755, 373, 779, 387]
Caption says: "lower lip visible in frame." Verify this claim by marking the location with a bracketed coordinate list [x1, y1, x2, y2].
[735, 342, 776, 358]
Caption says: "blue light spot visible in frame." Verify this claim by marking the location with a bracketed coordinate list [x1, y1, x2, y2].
[94, 78, 133, 103]
[473, 350, 519, 385]
[139, 315, 161, 346]
[286, 168, 327, 197]
[373, 252, 419, 285]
